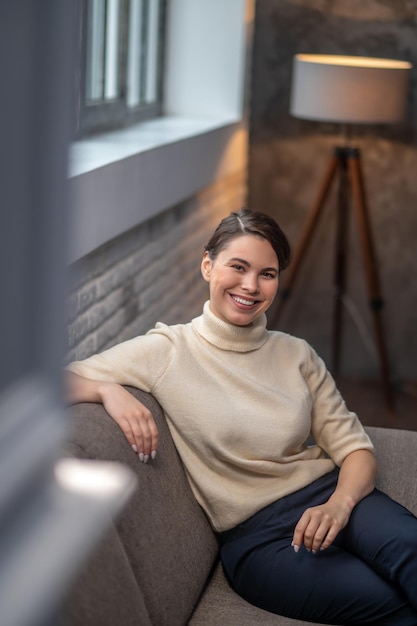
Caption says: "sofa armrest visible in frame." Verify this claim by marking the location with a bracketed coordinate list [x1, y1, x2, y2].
[365, 426, 417, 515]
[65, 523, 152, 626]
[64, 386, 219, 626]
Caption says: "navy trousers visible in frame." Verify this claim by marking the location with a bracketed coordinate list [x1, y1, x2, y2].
[218, 469, 417, 625]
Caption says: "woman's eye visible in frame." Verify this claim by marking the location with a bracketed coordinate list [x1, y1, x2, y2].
[262, 272, 276, 279]
[232, 264, 244, 271]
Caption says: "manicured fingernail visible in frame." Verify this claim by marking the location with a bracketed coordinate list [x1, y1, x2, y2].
[151, 450, 157, 460]
[139, 452, 144, 462]
[131, 444, 138, 453]
[312, 550, 317, 555]
[292, 544, 300, 553]
[144, 455, 149, 464]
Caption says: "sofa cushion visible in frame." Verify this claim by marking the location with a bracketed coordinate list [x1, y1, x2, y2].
[189, 563, 331, 626]
[65, 387, 219, 626]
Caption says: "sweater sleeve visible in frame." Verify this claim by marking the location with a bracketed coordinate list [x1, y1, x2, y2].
[66, 325, 174, 393]
[302, 341, 374, 466]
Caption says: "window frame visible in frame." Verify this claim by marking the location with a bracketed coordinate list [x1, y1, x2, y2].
[76, 0, 167, 138]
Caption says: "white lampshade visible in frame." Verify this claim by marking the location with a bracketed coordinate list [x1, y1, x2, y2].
[290, 54, 412, 124]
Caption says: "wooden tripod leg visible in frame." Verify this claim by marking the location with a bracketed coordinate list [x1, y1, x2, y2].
[347, 149, 394, 411]
[332, 151, 350, 378]
[273, 151, 339, 325]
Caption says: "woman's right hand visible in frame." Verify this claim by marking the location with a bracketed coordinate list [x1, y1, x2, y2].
[66, 371, 158, 462]
[99, 382, 159, 462]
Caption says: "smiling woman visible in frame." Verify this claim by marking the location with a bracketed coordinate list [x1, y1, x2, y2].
[201, 235, 280, 326]
[66, 208, 417, 625]
[199, 209, 289, 326]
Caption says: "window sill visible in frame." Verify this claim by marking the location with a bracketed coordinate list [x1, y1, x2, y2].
[69, 114, 240, 177]
[67, 114, 247, 263]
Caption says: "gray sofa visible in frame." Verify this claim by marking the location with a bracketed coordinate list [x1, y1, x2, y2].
[65, 386, 417, 626]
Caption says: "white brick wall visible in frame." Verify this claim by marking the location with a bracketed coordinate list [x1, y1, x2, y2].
[66, 172, 246, 362]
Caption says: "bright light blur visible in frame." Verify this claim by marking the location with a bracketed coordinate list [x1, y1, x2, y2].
[54, 458, 135, 499]
[295, 54, 412, 70]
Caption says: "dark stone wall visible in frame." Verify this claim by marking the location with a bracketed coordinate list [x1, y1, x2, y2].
[249, 0, 417, 382]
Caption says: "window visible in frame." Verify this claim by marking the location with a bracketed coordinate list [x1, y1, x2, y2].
[77, 0, 167, 137]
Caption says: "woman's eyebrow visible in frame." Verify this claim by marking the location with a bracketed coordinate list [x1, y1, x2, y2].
[228, 257, 251, 267]
[228, 257, 278, 273]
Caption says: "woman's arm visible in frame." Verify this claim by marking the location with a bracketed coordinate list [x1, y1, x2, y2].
[66, 371, 159, 463]
[292, 448, 377, 553]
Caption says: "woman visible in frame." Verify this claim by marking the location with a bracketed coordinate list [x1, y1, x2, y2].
[67, 208, 417, 625]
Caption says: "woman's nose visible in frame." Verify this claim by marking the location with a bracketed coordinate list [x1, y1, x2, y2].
[242, 272, 259, 293]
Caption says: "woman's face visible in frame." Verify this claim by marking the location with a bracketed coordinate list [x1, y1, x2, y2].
[201, 234, 279, 326]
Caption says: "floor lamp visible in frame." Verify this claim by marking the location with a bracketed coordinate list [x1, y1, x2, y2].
[274, 54, 412, 411]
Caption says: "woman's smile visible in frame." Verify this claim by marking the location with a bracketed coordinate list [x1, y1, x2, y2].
[201, 234, 279, 326]
[229, 293, 262, 308]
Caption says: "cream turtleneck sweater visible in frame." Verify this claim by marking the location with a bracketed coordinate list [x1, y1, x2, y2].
[67, 301, 374, 532]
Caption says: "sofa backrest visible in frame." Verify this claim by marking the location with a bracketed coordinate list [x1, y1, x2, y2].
[65, 387, 219, 626]
[365, 425, 417, 516]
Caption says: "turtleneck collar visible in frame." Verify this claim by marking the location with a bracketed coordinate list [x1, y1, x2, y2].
[191, 301, 268, 352]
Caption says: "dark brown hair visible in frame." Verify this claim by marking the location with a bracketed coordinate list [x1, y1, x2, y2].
[204, 208, 291, 272]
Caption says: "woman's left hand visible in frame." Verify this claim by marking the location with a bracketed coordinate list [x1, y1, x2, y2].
[291, 449, 377, 554]
[291, 497, 352, 554]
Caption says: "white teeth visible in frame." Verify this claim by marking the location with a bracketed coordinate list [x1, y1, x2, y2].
[232, 295, 256, 306]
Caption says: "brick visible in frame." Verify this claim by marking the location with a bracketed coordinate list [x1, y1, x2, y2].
[67, 313, 90, 349]
[66, 292, 79, 323]
[65, 334, 97, 363]
[96, 308, 127, 352]
[78, 282, 97, 313]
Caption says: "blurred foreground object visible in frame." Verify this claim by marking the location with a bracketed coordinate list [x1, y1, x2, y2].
[0, 3, 136, 625]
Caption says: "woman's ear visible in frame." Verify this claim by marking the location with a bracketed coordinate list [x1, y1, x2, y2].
[201, 251, 212, 282]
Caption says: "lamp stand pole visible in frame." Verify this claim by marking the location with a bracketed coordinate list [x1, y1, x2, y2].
[273, 146, 393, 411]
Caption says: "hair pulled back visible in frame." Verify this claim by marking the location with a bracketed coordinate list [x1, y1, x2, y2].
[204, 208, 291, 272]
